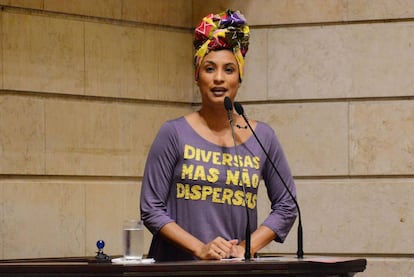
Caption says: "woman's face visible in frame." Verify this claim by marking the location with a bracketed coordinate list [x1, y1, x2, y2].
[196, 49, 240, 108]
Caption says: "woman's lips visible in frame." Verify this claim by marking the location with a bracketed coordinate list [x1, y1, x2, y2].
[211, 87, 227, 96]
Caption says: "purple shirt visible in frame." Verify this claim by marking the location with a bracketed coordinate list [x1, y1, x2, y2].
[140, 116, 297, 261]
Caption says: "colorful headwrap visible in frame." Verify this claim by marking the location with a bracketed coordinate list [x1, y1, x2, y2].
[193, 10, 250, 81]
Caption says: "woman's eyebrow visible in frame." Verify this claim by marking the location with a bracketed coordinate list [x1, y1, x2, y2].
[202, 60, 215, 65]
[203, 60, 236, 66]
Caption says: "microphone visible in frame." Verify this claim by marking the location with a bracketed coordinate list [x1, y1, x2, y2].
[233, 101, 304, 259]
[224, 96, 234, 124]
[223, 96, 251, 261]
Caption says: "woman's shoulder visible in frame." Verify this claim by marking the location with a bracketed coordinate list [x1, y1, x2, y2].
[158, 115, 198, 139]
[249, 120, 281, 147]
[254, 120, 275, 135]
[161, 116, 187, 129]
[153, 117, 186, 140]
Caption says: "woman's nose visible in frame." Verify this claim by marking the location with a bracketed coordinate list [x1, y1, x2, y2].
[214, 69, 225, 83]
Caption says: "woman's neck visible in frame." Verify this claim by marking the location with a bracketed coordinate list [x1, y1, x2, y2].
[198, 108, 231, 131]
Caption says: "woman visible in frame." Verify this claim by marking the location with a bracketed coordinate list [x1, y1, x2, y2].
[140, 10, 297, 261]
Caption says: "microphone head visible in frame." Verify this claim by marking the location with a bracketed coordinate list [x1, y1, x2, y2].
[234, 101, 244, 115]
[224, 96, 233, 111]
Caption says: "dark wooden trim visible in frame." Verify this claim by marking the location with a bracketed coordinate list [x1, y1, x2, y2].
[0, 256, 367, 277]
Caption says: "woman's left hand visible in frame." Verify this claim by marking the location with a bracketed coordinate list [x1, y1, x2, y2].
[230, 243, 246, 258]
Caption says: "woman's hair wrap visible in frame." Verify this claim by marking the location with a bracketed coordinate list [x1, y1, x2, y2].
[193, 10, 250, 82]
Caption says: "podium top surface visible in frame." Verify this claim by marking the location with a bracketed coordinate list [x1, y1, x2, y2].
[0, 256, 367, 277]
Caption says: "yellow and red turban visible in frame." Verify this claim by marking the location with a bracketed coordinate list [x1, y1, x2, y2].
[193, 10, 250, 82]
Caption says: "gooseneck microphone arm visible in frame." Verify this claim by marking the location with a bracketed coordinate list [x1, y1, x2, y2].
[233, 101, 304, 259]
[224, 97, 251, 261]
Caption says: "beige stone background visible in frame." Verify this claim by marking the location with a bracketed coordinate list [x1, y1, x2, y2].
[0, 0, 413, 276]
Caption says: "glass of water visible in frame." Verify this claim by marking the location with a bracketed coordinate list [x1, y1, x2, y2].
[123, 219, 144, 260]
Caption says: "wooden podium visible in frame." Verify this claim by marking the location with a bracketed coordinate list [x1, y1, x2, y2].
[0, 256, 366, 277]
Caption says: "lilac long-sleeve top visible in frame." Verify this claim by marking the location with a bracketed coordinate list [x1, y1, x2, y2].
[140, 116, 297, 261]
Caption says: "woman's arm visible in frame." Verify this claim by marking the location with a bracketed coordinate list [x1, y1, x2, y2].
[231, 225, 276, 258]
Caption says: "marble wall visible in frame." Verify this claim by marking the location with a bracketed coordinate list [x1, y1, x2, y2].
[0, 0, 413, 275]
[0, 0, 194, 258]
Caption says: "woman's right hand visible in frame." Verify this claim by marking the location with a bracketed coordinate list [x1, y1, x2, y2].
[196, 237, 239, 260]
